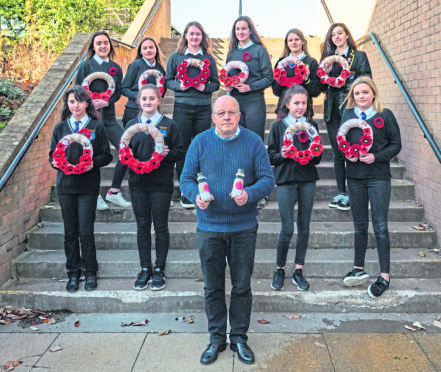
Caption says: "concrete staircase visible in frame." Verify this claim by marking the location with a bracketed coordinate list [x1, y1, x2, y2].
[1, 39, 440, 314]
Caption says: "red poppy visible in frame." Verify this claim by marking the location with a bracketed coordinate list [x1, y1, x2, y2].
[159, 77, 165, 84]
[232, 76, 240, 85]
[199, 76, 207, 84]
[141, 79, 148, 85]
[314, 135, 321, 143]
[360, 135, 373, 146]
[279, 76, 287, 85]
[191, 78, 200, 87]
[80, 155, 92, 165]
[311, 143, 323, 156]
[317, 68, 326, 77]
[202, 68, 210, 76]
[374, 117, 384, 129]
[56, 142, 66, 149]
[283, 139, 291, 146]
[243, 52, 251, 61]
[101, 94, 110, 101]
[177, 64, 186, 72]
[363, 128, 371, 135]
[336, 135, 344, 142]
[293, 75, 303, 85]
[181, 60, 188, 66]
[287, 146, 298, 158]
[183, 79, 191, 87]
[349, 144, 361, 157]
[78, 128, 91, 139]
[339, 140, 350, 152]
[84, 149, 92, 156]
[109, 67, 118, 75]
[279, 69, 287, 77]
[224, 78, 232, 86]
[298, 131, 309, 143]
[91, 92, 101, 100]
[159, 86, 164, 95]
[65, 165, 74, 175]
[203, 59, 210, 66]
[297, 151, 305, 159]
[299, 159, 310, 165]
[360, 146, 369, 154]
[239, 72, 246, 78]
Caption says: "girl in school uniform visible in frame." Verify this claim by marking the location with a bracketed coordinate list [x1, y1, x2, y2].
[272, 28, 321, 115]
[164, 21, 219, 209]
[225, 16, 273, 209]
[49, 86, 112, 292]
[126, 84, 183, 291]
[121, 37, 166, 127]
[340, 76, 401, 298]
[75, 30, 131, 210]
[267, 85, 322, 291]
[319, 23, 372, 211]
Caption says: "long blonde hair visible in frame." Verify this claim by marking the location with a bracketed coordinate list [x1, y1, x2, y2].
[345, 76, 384, 112]
[177, 21, 211, 55]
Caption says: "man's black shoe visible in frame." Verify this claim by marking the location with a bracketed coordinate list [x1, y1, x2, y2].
[84, 276, 97, 291]
[66, 271, 80, 292]
[292, 269, 310, 291]
[230, 342, 255, 364]
[200, 343, 227, 365]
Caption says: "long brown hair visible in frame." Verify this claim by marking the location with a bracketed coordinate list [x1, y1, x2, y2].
[136, 37, 163, 66]
[320, 23, 357, 61]
[87, 31, 115, 60]
[281, 28, 310, 58]
[177, 21, 211, 55]
[345, 76, 384, 112]
[62, 86, 101, 121]
[228, 16, 265, 53]
[278, 85, 312, 121]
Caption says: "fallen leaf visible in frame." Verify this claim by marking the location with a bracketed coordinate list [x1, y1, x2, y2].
[50, 346, 63, 352]
[433, 320, 441, 329]
[74, 319, 80, 328]
[412, 223, 431, 231]
[183, 316, 194, 324]
[37, 223, 45, 228]
[2, 361, 22, 371]
[133, 319, 149, 326]
[121, 321, 134, 327]
[314, 342, 326, 348]
[394, 356, 401, 360]
[412, 321, 425, 330]
[418, 251, 425, 257]
[283, 314, 301, 319]
[257, 319, 270, 324]
[404, 325, 417, 332]
[30, 326, 40, 331]
[158, 329, 171, 336]
[401, 330, 407, 335]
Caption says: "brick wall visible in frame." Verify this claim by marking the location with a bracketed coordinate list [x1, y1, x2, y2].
[0, 34, 92, 285]
[360, 0, 441, 244]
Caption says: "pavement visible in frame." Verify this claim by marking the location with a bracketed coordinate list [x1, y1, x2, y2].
[1, 312, 440, 371]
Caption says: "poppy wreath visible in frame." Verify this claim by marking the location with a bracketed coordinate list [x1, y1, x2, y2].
[337, 118, 374, 160]
[283, 121, 323, 165]
[82, 72, 116, 101]
[219, 61, 249, 87]
[52, 132, 94, 175]
[317, 55, 350, 87]
[138, 69, 166, 96]
[274, 56, 308, 87]
[177, 58, 211, 88]
[119, 123, 165, 174]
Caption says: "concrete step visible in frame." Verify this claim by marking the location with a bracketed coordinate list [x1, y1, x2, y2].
[14, 248, 441, 280]
[1, 277, 440, 313]
[51, 179, 417, 203]
[27, 221, 435, 251]
[39, 200, 424, 224]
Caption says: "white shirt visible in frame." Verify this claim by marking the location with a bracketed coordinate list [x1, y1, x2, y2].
[355, 106, 377, 120]
[335, 47, 349, 57]
[185, 48, 203, 56]
[140, 111, 163, 127]
[291, 51, 307, 61]
[215, 127, 241, 141]
[93, 55, 109, 64]
[142, 58, 156, 68]
[69, 114, 89, 132]
[284, 114, 307, 127]
[238, 40, 254, 50]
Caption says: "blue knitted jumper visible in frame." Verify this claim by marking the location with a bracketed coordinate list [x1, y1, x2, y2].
[180, 126, 275, 232]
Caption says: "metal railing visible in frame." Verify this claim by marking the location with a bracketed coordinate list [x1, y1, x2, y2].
[0, 0, 163, 192]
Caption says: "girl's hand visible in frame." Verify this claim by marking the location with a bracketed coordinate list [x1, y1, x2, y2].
[281, 145, 289, 158]
[224, 86, 233, 92]
[162, 145, 169, 156]
[180, 82, 190, 91]
[93, 99, 108, 110]
[52, 160, 59, 168]
[303, 64, 310, 81]
[359, 153, 375, 164]
[195, 83, 205, 92]
[85, 163, 94, 172]
[236, 83, 250, 93]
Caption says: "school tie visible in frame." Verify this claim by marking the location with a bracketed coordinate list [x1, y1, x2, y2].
[74, 121, 81, 133]
[361, 112, 367, 120]
[146, 119, 152, 124]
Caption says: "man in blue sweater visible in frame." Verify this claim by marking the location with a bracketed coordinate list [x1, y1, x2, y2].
[180, 95, 274, 365]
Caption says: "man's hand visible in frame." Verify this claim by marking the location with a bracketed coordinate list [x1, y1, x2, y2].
[196, 194, 213, 210]
[232, 190, 248, 206]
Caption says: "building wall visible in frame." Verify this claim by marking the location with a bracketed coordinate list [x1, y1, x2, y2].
[359, 0, 441, 244]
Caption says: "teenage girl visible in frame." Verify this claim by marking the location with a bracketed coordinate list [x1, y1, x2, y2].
[340, 76, 401, 298]
[75, 30, 131, 210]
[164, 21, 219, 209]
[272, 28, 321, 116]
[126, 84, 183, 291]
[267, 85, 322, 291]
[121, 37, 166, 127]
[49, 86, 112, 292]
[320, 23, 372, 211]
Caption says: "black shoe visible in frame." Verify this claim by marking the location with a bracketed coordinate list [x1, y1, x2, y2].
[257, 197, 267, 209]
[84, 276, 97, 291]
[292, 269, 310, 291]
[230, 342, 255, 364]
[271, 268, 285, 291]
[368, 276, 390, 298]
[150, 267, 166, 291]
[66, 271, 81, 292]
[328, 194, 343, 208]
[133, 269, 152, 290]
[343, 268, 370, 287]
[337, 194, 350, 210]
[200, 343, 227, 365]
[180, 195, 195, 209]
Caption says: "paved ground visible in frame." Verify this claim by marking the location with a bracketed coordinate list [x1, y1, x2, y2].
[1, 312, 440, 371]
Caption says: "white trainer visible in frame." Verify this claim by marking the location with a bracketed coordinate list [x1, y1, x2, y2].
[96, 194, 109, 210]
[106, 191, 132, 207]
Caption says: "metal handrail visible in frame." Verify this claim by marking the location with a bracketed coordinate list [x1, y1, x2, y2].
[0, 0, 163, 192]
[357, 32, 441, 163]
[320, 0, 334, 24]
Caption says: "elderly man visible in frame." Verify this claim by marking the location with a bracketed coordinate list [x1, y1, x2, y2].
[180, 95, 274, 365]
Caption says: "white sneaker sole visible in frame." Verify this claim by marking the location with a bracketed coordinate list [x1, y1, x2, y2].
[328, 203, 338, 208]
[337, 205, 351, 211]
[343, 274, 370, 287]
[367, 284, 388, 298]
[292, 278, 310, 291]
[133, 283, 149, 291]
[150, 283, 166, 291]
[180, 201, 195, 209]
[96, 203, 109, 211]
